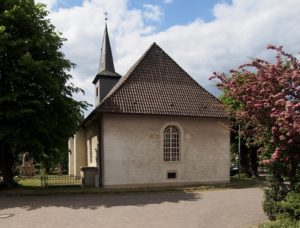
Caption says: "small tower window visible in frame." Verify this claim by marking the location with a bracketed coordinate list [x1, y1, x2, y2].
[96, 87, 99, 96]
[163, 125, 180, 162]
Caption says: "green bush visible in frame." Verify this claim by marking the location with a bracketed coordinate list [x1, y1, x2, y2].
[277, 192, 300, 221]
[263, 185, 289, 220]
[263, 190, 300, 222]
[259, 218, 300, 228]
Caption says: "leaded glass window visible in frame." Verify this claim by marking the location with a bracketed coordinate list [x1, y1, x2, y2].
[163, 125, 180, 162]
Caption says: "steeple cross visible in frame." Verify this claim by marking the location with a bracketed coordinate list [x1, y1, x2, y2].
[104, 11, 108, 22]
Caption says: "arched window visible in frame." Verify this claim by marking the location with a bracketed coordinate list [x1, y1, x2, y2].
[163, 125, 180, 162]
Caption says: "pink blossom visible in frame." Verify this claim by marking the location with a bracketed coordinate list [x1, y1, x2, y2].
[291, 72, 298, 80]
[210, 45, 300, 165]
[271, 149, 280, 160]
[254, 103, 263, 108]
[285, 101, 293, 109]
[272, 93, 283, 99]
[275, 99, 285, 106]
[279, 135, 286, 141]
[262, 159, 273, 165]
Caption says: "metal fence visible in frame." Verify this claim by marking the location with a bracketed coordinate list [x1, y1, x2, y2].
[15, 175, 81, 187]
[41, 175, 81, 187]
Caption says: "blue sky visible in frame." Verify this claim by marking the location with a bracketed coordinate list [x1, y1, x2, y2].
[51, 0, 83, 9]
[128, 0, 229, 30]
[52, 0, 230, 31]
[40, 0, 300, 114]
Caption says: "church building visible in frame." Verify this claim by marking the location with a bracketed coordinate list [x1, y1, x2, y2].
[68, 23, 230, 188]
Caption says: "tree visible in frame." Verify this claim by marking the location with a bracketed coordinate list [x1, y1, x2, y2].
[0, 0, 88, 188]
[220, 94, 259, 177]
[211, 45, 300, 191]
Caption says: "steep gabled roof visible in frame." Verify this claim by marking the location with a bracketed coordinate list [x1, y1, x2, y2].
[93, 42, 226, 118]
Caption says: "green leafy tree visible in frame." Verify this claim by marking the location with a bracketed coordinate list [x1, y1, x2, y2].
[0, 0, 88, 188]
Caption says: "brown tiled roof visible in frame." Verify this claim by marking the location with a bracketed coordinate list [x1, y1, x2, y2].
[95, 42, 227, 118]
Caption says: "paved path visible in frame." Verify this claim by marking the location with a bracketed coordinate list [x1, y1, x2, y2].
[0, 188, 267, 228]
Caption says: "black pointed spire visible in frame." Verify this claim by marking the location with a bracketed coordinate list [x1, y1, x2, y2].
[98, 24, 116, 74]
[93, 19, 121, 105]
[93, 23, 120, 84]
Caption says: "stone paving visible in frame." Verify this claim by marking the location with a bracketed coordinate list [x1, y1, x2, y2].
[0, 188, 267, 228]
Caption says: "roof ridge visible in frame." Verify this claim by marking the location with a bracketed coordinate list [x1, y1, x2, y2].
[98, 42, 157, 106]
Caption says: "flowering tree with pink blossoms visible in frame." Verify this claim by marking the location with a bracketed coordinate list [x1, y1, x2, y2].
[211, 45, 300, 192]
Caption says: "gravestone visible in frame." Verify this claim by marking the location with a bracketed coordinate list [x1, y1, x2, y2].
[19, 152, 35, 177]
[57, 163, 63, 176]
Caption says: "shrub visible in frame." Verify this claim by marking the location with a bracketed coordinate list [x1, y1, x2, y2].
[263, 185, 289, 220]
[277, 192, 300, 221]
[263, 190, 300, 222]
[259, 218, 300, 228]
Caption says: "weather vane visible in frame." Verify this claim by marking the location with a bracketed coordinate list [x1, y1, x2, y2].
[104, 11, 108, 22]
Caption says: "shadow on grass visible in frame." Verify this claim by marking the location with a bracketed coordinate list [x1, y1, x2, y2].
[227, 175, 268, 189]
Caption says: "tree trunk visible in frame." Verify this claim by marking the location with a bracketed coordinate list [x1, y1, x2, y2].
[241, 143, 252, 177]
[0, 143, 16, 188]
[289, 156, 296, 191]
[250, 147, 259, 177]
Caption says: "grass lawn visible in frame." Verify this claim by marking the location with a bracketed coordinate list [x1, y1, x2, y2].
[16, 176, 42, 187]
[0, 175, 266, 196]
[259, 219, 300, 228]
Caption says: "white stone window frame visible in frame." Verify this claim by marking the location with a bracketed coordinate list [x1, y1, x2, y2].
[161, 123, 183, 162]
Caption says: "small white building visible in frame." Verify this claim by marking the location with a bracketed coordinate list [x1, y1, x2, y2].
[69, 24, 230, 188]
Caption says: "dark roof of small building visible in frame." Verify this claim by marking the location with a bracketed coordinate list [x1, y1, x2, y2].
[91, 42, 227, 118]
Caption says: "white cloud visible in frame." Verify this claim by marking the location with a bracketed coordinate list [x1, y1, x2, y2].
[37, 0, 57, 9]
[36, 0, 300, 115]
[164, 0, 173, 4]
[143, 4, 163, 22]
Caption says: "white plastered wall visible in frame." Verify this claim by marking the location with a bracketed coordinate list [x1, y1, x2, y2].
[86, 124, 99, 167]
[73, 128, 87, 176]
[102, 114, 230, 188]
[68, 123, 99, 178]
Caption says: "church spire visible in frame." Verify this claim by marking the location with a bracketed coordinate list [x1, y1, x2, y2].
[98, 23, 116, 75]
[93, 15, 121, 106]
[93, 17, 120, 85]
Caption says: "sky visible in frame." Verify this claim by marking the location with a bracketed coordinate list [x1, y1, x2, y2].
[36, 0, 300, 115]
